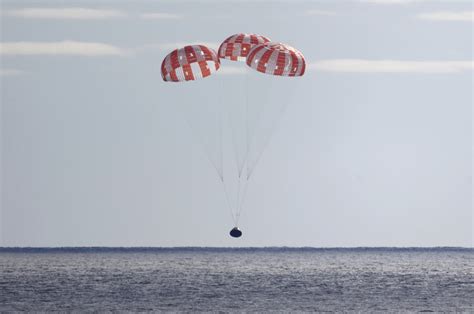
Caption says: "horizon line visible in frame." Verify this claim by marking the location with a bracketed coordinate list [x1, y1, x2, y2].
[0, 246, 472, 252]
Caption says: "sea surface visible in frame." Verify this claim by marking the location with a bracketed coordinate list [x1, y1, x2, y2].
[0, 247, 472, 312]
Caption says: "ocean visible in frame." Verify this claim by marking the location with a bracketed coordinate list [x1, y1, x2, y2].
[0, 247, 472, 312]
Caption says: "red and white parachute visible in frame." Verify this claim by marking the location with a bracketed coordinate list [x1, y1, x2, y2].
[161, 45, 220, 82]
[246, 42, 306, 77]
[218, 33, 270, 62]
[161, 36, 306, 232]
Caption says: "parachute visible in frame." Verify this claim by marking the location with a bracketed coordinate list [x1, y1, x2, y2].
[246, 42, 306, 77]
[161, 38, 306, 238]
[161, 45, 220, 82]
[218, 33, 270, 61]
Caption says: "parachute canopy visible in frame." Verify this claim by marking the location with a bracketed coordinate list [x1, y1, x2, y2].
[161, 45, 220, 82]
[246, 42, 306, 77]
[218, 33, 271, 62]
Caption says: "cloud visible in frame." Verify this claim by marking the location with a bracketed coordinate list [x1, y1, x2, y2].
[5, 8, 126, 19]
[305, 10, 337, 16]
[309, 59, 474, 73]
[0, 69, 25, 76]
[0, 41, 127, 56]
[160, 42, 220, 50]
[417, 11, 474, 22]
[137, 42, 221, 53]
[140, 13, 182, 19]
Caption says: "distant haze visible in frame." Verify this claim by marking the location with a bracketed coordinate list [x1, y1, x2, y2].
[1, 0, 472, 247]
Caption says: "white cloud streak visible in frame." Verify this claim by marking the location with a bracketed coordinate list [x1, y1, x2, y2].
[141, 42, 220, 52]
[6, 8, 126, 19]
[164, 42, 220, 50]
[0, 41, 127, 56]
[309, 59, 474, 73]
[417, 11, 474, 22]
[0, 69, 25, 76]
[140, 12, 182, 19]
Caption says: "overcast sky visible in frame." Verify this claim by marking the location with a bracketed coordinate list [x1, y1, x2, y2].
[1, 0, 472, 247]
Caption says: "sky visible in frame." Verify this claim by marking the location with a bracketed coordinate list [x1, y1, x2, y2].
[0, 0, 472, 247]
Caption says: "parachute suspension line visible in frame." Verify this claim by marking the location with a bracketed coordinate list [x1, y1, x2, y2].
[235, 170, 251, 226]
[228, 112, 243, 221]
[218, 78, 236, 225]
[225, 78, 243, 179]
[234, 171, 243, 224]
[233, 71, 249, 223]
[232, 71, 250, 227]
[245, 77, 266, 180]
[219, 79, 224, 181]
[236, 173, 242, 208]
[245, 70, 249, 176]
[220, 176, 237, 226]
[247, 98, 289, 179]
[236, 78, 253, 225]
[178, 101, 223, 181]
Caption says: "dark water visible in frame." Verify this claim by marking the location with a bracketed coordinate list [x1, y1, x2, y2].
[0, 248, 472, 312]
